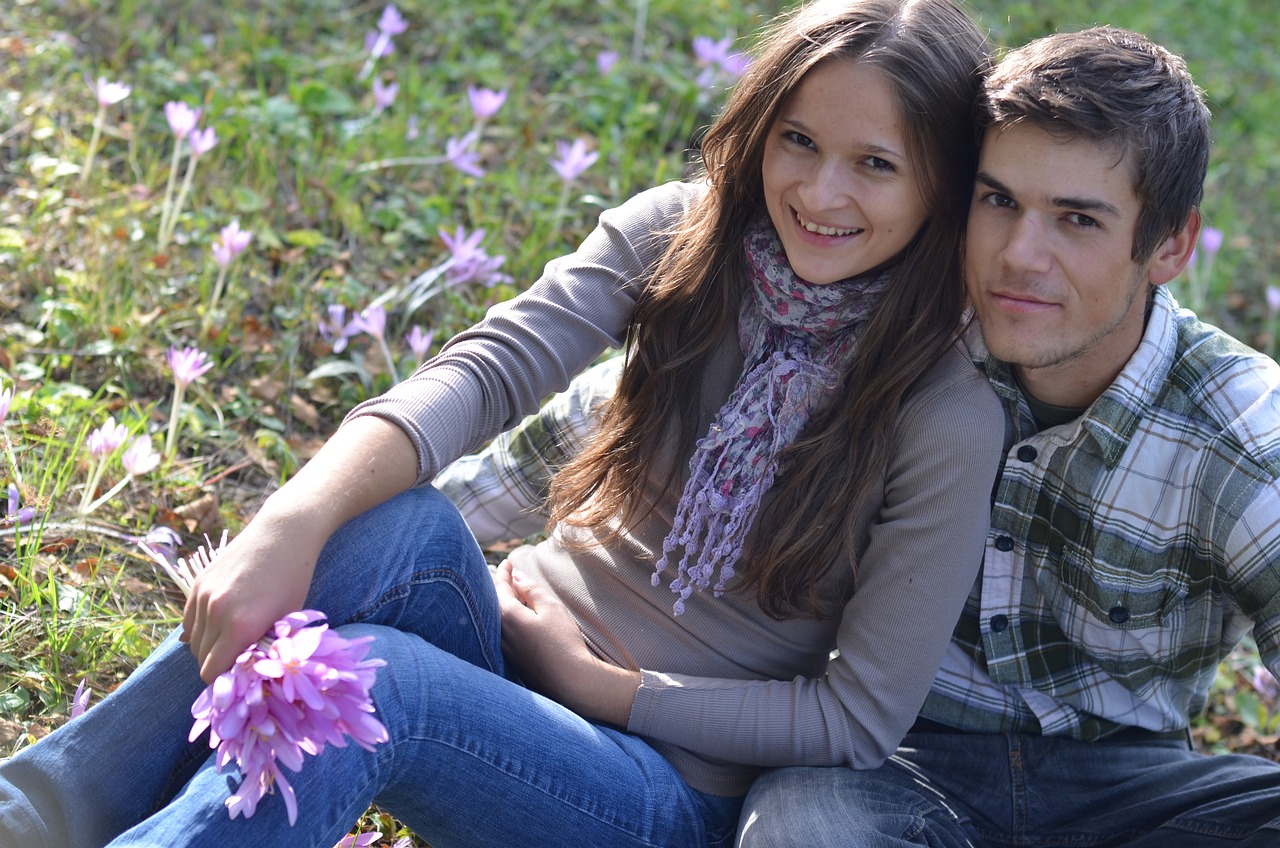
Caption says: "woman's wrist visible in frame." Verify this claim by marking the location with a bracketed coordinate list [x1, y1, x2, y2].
[566, 662, 642, 728]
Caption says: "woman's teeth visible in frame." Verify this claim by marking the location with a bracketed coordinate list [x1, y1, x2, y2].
[797, 215, 860, 237]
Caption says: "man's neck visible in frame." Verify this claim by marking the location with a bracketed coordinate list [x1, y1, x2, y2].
[1013, 369, 1089, 430]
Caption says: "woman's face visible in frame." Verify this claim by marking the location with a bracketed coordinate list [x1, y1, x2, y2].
[761, 59, 929, 284]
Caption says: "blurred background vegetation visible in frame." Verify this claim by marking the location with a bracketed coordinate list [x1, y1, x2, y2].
[0, 0, 1277, 842]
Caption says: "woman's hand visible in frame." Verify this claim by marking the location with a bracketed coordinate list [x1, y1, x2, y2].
[182, 416, 420, 683]
[494, 561, 641, 726]
[182, 509, 325, 683]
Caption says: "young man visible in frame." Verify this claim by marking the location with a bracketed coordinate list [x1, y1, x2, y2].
[735, 27, 1280, 847]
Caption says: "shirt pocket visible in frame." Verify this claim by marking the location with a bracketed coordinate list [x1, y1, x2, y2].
[1041, 548, 1189, 675]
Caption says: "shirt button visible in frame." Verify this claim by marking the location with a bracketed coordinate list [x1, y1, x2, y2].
[1016, 445, 1038, 462]
[994, 536, 1015, 552]
[1108, 606, 1130, 624]
[990, 614, 1009, 632]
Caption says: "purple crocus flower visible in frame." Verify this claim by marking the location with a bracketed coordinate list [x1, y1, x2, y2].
[5, 485, 36, 526]
[89, 76, 131, 107]
[363, 29, 395, 59]
[132, 525, 183, 563]
[467, 85, 507, 121]
[692, 35, 732, 67]
[549, 138, 599, 182]
[1268, 285, 1280, 316]
[122, 434, 161, 476]
[319, 304, 359, 354]
[167, 345, 215, 388]
[596, 50, 620, 76]
[212, 219, 253, 269]
[405, 325, 434, 361]
[350, 305, 387, 338]
[438, 225, 509, 288]
[372, 78, 399, 111]
[87, 416, 130, 458]
[692, 34, 750, 88]
[377, 4, 407, 37]
[0, 385, 12, 426]
[719, 52, 752, 77]
[1254, 666, 1280, 704]
[190, 610, 388, 825]
[361, 4, 406, 79]
[444, 130, 485, 178]
[440, 225, 487, 269]
[164, 102, 201, 141]
[1199, 225, 1224, 257]
[71, 681, 91, 719]
[188, 126, 218, 157]
[335, 831, 382, 848]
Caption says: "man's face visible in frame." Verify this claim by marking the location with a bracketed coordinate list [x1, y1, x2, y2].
[964, 123, 1192, 407]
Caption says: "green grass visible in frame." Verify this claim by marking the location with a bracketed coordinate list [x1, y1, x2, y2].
[1, 0, 1277, 843]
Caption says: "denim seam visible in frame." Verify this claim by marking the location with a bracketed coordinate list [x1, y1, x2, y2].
[349, 567, 503, 675]
[401, 730, 687, 847]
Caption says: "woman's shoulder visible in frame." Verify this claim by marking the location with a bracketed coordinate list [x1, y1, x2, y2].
[902, 340, 1004, 432]
[601, 180, 708, 229]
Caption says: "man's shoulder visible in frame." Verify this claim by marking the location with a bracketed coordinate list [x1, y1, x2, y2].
[1166, 307, 1280, 467]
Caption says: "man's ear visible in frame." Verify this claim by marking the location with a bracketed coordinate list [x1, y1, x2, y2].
[1148, 207, 1201, 286]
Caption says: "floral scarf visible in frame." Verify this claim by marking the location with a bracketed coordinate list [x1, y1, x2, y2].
[653, 218, 892, 614]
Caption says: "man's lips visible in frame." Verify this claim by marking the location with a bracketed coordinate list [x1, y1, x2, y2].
[988, 290, 1058, 313]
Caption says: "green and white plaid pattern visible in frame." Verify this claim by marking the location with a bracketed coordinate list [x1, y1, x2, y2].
[433, 356, 623, 548]
[923, 287, 1280, 737]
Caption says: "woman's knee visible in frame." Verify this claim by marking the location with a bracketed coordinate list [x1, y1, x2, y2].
[306, 487, 492, 624]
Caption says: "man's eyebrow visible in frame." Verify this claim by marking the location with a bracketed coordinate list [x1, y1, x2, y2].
[974, 170, 1012, 196]
[974, 170, 1123, 218]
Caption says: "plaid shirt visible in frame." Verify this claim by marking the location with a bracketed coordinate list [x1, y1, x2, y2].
[432, 356, 623, 549]
[922, 286, 1280, 738]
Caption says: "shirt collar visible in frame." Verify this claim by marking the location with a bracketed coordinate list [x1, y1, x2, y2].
[964, 287, 1179, 468]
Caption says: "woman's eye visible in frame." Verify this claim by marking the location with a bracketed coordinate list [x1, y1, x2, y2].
[784, 131, 815, 149]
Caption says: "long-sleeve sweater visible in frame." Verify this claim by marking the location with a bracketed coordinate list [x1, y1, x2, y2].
[347, 180, 1005, 796]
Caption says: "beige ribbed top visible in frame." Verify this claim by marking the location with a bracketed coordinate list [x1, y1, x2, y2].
[348, 181, 1004, 796]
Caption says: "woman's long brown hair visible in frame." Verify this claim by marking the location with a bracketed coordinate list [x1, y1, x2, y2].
[549, 0, 991, 618]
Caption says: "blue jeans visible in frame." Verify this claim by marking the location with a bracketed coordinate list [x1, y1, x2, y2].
[0, 487, 740, 848]
[736, 730, 1280, 847]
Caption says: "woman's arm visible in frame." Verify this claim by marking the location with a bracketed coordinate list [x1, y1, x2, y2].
[183, 416, 418, 681]
[184, 182, 701, 682]
[504, 346, 1005, 767]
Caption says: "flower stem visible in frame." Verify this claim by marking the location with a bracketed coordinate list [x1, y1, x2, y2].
[204, 266, 230, 333]
[1, 431, 21, 487]
[358, 34, 389, 80]
[77, 457, 108, 515]
[631, 0, 649, 62]
[80, 105, 107, 187]
[164, 154, 201, 250]
[550, 181, 571, 232]
[164, 383, 186, 460]
[157, 140, 185, 252]
[82, 474, 134, 515]
[375, 333, 398, 385]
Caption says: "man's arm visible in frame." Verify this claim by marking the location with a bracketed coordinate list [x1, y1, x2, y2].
[434, 355, 623, 548]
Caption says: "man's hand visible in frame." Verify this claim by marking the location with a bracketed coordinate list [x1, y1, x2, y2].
[494, 561, 641, 726]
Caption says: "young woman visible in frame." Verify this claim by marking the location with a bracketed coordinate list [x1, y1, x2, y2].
[0, 1, 1002, 845]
